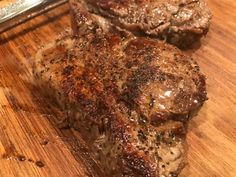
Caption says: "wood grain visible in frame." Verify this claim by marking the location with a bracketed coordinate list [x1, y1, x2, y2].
[0, 1, 235, 176]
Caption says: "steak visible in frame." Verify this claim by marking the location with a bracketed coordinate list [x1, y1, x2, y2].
[79, 0, 212, 48]
[33, 3, 207, 177]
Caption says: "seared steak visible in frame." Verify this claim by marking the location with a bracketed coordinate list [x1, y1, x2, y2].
[80, 0, 212, 48]
[33, 3, 207, 177]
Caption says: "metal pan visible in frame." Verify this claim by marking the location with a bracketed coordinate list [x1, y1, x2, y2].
[0, 0, 68, 34]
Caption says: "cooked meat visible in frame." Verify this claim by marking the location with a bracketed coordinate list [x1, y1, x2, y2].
[33, 4, 207, 177]
[79, 0, 212, 48]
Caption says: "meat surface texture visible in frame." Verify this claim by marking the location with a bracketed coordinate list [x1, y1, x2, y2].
[33, 2, 207, 177]
[83, 0, 212, 48]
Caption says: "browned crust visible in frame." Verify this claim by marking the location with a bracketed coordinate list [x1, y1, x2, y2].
[34, 5, 207, 176]
[85, 0, 212, 48]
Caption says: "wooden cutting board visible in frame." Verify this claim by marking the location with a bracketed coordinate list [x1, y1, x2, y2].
[0, 1, 235, 176]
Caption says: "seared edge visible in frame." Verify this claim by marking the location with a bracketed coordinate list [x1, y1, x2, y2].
[84, 0, 212, 48]
[34, 5, 207, 176]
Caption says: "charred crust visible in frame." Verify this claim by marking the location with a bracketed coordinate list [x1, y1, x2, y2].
[150, 112, 170, 126]
[87, 0, 212, 48]
[123, 148, 157, 177]
[194, 74, 208, 102]
[137, 129, 148, 142]
[35, 4, 208, 176]
[138, 115, 148, 125]
[108, 118, 130, 143]
[62, 65, 75, 76]
[120, 65, 159, 109]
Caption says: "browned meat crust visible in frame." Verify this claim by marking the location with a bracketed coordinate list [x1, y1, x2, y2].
[33, 3, 207, 177]
[82, 0, 212, 48]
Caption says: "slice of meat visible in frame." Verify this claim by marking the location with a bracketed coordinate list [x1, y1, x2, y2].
[33, 5, 207, 177]
[78, 0, 212, 48]
[69, 1, 207, 123]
